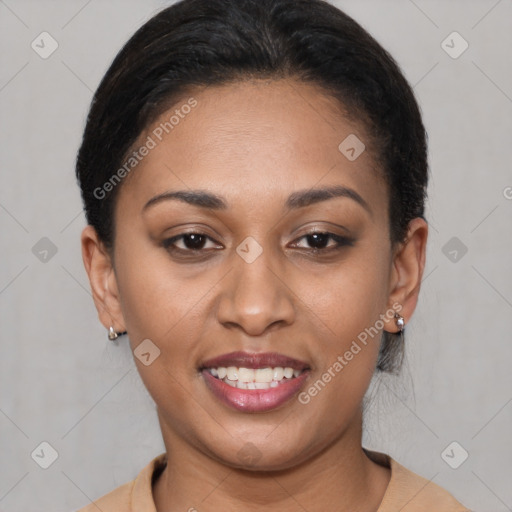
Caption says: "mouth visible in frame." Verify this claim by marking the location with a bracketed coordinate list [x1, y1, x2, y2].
[199, 351, 310, 412]
[204, 365, 305, 389]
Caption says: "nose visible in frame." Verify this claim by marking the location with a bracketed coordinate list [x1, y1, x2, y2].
[216, 246, 296, 336]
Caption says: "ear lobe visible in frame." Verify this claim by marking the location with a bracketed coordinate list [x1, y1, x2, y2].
[80, 225, 126, 332]
[384, 217, 428, 332]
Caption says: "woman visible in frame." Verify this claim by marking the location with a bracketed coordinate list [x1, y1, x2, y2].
[75, 0, 471, 510]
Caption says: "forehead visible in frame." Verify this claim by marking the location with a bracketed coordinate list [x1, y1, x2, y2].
[116, 79, 387, 217]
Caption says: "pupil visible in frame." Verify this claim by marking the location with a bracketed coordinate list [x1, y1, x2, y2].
[308, 233, 328, 249]
[184, 233, 205, 249]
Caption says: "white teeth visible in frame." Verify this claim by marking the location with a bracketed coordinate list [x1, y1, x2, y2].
[226, 366, 238, 381]
[273, 367, 284, 380]
[283, 367, 294, 378]
[238, 367, 255, 383]
[206, 365, 305, 389]
[255, 368, 274, 383]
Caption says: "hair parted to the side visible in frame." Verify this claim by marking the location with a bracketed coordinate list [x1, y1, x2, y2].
[75, 0, 429, 374]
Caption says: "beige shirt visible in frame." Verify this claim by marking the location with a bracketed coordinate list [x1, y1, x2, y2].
[76, 450, 471, 511]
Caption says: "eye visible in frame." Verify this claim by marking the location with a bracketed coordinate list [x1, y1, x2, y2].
[162, 232, 222, 254]
[290, 231, 354, 252]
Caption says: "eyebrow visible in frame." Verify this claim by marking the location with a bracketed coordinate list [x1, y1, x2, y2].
[142, 185, 372, 216]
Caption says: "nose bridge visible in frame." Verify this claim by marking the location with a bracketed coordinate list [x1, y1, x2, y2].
[216, 236, 295, 334]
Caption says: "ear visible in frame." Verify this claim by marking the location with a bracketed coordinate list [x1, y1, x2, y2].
[81, 225, 126, 333]
[383, 217, 428, 333]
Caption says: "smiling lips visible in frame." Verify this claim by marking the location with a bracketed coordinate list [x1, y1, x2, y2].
[200, 351, 310, 412]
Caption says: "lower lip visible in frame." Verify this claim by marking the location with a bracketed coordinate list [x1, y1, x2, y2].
[201, 369, 310, 413]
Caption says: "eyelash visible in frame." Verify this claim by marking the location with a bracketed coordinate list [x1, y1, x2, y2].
[161, 230, 354, 258]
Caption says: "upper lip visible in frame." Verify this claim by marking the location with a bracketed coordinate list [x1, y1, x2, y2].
[200, 351, 310, 371]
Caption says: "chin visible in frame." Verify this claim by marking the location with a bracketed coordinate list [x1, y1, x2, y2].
[203, 431, 313, 472]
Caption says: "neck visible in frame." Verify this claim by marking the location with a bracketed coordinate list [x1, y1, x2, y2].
[153, 411, 390, 512]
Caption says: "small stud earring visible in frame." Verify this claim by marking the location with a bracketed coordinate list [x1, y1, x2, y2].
[395, 313, 405, 332]
[108, 326, 127, 341]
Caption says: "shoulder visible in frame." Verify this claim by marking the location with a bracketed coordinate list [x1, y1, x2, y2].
[365, 449, 472, 512]
[74, 452, 167, 512]
[75, 480, 133, 512]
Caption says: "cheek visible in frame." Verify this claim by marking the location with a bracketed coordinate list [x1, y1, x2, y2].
[295, 250, 390, 345]
[114, 233, 202, 338]
[113, 238, 224, 383]
[293, 260, 388, 430]
[114, 253, 209, 412]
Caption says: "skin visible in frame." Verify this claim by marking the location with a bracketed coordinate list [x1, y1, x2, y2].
[81, 78, 427, 511]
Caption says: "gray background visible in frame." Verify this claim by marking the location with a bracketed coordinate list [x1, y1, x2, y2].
[0, 0, 511, 511]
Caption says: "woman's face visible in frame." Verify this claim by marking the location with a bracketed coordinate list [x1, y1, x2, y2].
[83, 78, 426, 470]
